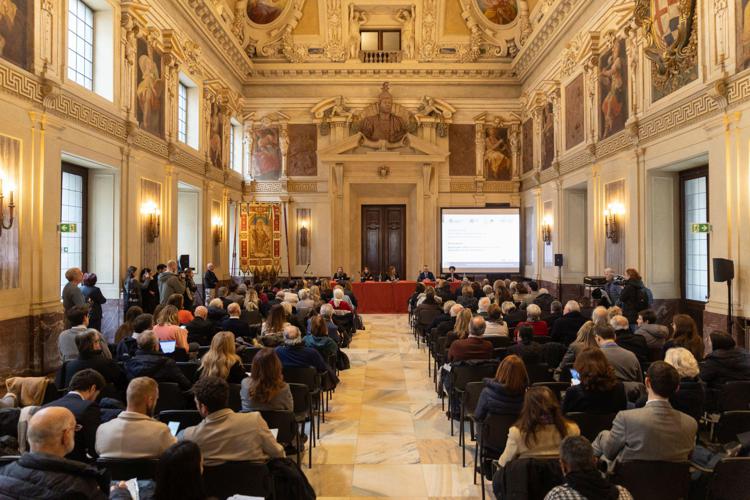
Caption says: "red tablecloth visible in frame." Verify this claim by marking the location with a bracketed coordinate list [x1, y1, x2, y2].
[351, 280, 464, 313]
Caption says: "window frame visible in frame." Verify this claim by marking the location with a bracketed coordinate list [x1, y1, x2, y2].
[359, 30, 402, 51]
[67, 0, 95, 91]
[679, 166, 710, 304]
[177, 82, 189, 145]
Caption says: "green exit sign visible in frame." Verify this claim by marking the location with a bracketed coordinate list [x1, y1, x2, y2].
[691, 223, 711, 233]
[59, 223, 78, 233]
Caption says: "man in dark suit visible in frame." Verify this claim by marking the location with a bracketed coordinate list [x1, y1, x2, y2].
[417, 265, 436, 282]
[220, 303, 253, 340]
[550, 300, 589, 345]
[611, 315, 649, 365]
[185, 306, 214, 345]
[44, 369, 105, 462]
[447, 316, 493, 362]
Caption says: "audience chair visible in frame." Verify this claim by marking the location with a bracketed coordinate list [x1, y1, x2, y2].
[525, 363, 554, 384]
[196, 346, 210, 359]
[487, 336, 513, 349]
[476, 413, 517, 499]
[247, 324, 262, 340]
[289, 382, 315, 468]
[490, 457, 563, 500]
[415, 308, 443, 348]
[157, 410, 202, 433]
[533, 336, 553, 344]
[175, 362, 199, 383]
[283, 366, 323, 429]
[40, 382, 61, 405]
[96, 457, 159, 481]
[715, 410, 750, 445]
[612, 460, 690, 500]
[258, 409, 301, 466]
[459, 381, 484, 467]
[228, 384, 242, 412]
[532, 381, 570, 402]
[202, 460, 274, 500]
[153, 382, 188, 415]
[239, 347, 262, 365]
[449, 362, 499, 437]
[707, 457, 750, 500]
[718, 381, 750, 412]
[565, 412, 617, 442]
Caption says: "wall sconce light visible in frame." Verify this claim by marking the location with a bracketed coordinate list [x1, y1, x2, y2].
[299, 220, 309, 248]
[542, 215, 553, 246]
[141, 201, 160, 242]
[0, 175, 15, 237]
[212, 216, 223, 245]
[604, 202, 624, 243]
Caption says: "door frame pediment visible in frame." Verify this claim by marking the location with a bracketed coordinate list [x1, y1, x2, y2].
[318, 132, 447, 164]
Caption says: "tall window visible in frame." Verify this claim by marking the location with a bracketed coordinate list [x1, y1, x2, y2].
[60, 164, 88, 294]
[178, 82, 188, 144]
[67, 0, 95, 90]
[229, 124, 236, 168]
[681, 168, 709, 302]
[229, 122, 242, 173]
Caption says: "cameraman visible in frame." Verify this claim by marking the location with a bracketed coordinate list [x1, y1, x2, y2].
[158, 260, 187, 305]
[603, 268, 622, 306]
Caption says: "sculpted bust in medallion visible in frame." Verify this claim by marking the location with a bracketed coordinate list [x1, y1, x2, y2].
[358, 83, 409, 143]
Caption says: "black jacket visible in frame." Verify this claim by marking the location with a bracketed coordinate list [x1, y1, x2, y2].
[457, 296, 478, 312]
[0, 452, 108, 499]
[474, 380, 524, 421]
[504, 309, 527, 329]
[115, 337, 138, 361]
[619, 279, 648, 323]
[203, 270, 219, 290]
[615, 330, 650, 365]
[43, 393, 101, 462]
[221, 317, 253, 340]
[435, 317, 457, 338]
[80, 285, 106, 326]
[550, 311, 588, 346]
[533, 293, 555, 314]
[436, 286, 455, 303]
[62, 352, 125, 391]
[124, 350, 192, 390]
[207, 306, 228, 330]
[508, 341, 543, 365]
[185, 317, 215, 345]
[700, 348, 750, 389]
[344, 290, 358, 308]
[562, 382, 627, 415]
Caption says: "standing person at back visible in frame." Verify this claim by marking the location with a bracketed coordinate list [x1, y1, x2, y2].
[593, 361, 697, 464]
[158, 260, 186, 305]
[618, 268, 650, 328]
[62, 267, 85, 316]
[204, 262, 219, 303]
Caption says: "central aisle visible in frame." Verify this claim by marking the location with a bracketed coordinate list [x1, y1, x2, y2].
[303, 314, 487, 499]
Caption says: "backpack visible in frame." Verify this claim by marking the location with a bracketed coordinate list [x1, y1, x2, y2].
[636, 287, 650, 312]
[267, 457, 316, 500]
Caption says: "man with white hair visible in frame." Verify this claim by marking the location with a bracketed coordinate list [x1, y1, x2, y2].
[603, 267, 622, 306]
[221, 302, 252, 339]
[611, 315, 649, 365]
[185, 305, 214, 345]
[591, 305, 609, 327]
[275, 325, 336, 381]
[298, 289, 315, 310]
[550, 300, 588, 345]
[0, 407, 110, 498]
[436, 303, 464, 337]
[311, 303, 341, 344]
[447, 316, 493, 362]
[477, 297, 491, 318]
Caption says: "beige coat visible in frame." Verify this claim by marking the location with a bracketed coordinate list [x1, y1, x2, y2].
[498, 421, 580, 467]
[95, 411, 176, 458]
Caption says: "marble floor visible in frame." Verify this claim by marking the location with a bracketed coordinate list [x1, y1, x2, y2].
[303, 314, 492, 500]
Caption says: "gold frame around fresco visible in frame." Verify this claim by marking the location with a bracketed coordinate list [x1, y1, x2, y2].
[634, 0, 698, 90]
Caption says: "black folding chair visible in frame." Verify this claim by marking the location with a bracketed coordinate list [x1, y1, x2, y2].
[612, 460, 690, 500]
[176, 362, 200, 383]
[154, 382, 187, 414]
[565, 412, 617, 441]
[487, 336, 513, 349]
[283, 366, 323, 428]
[415, 308, 443, 348]
[534, 336, 553, 344]
[715, 410, 750, 445]
[240, 347, 262, 364]
[96, 458, 159, 480]
[525, 362, 553, 383]
[258, 409, 301, 465]
[289, 382, 315, 468]
[476, 413, 517, 499]
[202, 460, 274, 499]
[460, 381, 484, 467]
[157, 410, 202, 433]
[532, 381, 570, 402]
[227, 384, 242, 412]
[707, 457, 750, 500]
[449, 362, 499, 437]
[718, 381, 750, 412]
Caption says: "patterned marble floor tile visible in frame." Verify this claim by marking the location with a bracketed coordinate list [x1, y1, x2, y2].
[303, 464, 354, 497]
[355, 432, 420, 464]
[351, 464, 429, 497]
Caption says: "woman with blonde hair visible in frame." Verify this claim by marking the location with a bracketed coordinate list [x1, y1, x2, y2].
[241, 348, 293, 412]
[309, 285, 322, 308]
[199, 331, 244, 384]
[557, 321, 599, 376]
[244, 289, 260, 311]
[153, 305, 189, 352]
[445, 308, 473, 349]
[657, 347, 704, 421]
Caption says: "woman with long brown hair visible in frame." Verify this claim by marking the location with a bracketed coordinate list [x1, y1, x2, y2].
[497, 386, 580, 467]
[475, 354, 528, 421]
[262, 304, 289, 338]
[240, 348, 293, 412]
[153, 305, 189, 352]
[562, 347, 627, 414]
[664, 314, 704, 361]
[198, 331, 244, 384]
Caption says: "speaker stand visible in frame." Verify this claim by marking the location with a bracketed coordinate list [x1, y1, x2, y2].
[727, 279, 733, 334]
[556, 265, 563, 303]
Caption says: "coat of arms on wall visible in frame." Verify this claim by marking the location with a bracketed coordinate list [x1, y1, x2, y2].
[635, 0, 698, 101]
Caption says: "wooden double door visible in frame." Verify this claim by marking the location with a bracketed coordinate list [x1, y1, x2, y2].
[361, 205, 406, 279]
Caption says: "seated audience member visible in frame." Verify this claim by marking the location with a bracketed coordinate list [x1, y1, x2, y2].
[241, 348, 293, 412]
[305, 315, 339, 359]
[153, 305, 189, 353]
[611, 315, 649, 365]
[276, 325, 336, 382]
[484, 303, 509, 337]
[343, 281, 359, 309]
[220, 303, 253, 340]
[409, 283, 426, 311]
[436, 303, 464, 338]
[0, 407, 110, 499]
[96, 377, 176, 458]
[297, 289, 316, 310]
[447, 316, 493, 362]
[445, 308, 473, 350]
[222, 282, 244, 308]
[206, 298, 228, 330]
[557, 321, 599, 375]
[593, 361, 697, 464]
[436, 280, 455, 303]
[550, 301, 588, 346]
[456, 285, 479, 312]
[185, 306, 214, 346]
[198, 331, 245, 384]
[483, 284, 495, 302]
[513, 282, 534, 306]
[516, 304, 549, 338]
[637, 347, 704, 422]
[415, 286, 442, 310]
[477, 297, 491, 318]
[124, 331, 192, 390]
[262, 304, 289, 345]
[114, 305, 144, 344]
[62, 329, 125, 390]
[494, 281, 514, 305]
[591, 306, 609, 327]
[502, 301, 526, 329]
[545, 301, 563, 329]
[562, 348, 627, 414]
[663, 314, 704, 361]
[700, 331, 750, 407]
[544, 436, 633, 500]
[428, 299, 455, 333]
[58, 305, 92, 362]
[318, 280, 333, 303]
[116, 313, 154, 361]
[44, 369, 105, 462]
[475, 355, 528, 421]
[595, 326, 643, 387]
[533, 288, 555, 314]
[241, 291, 264, 326]
[329, 287, 353, 313]
[497, 386, 580, 467]
[508, 325, 544, 365]
[317, 303, 341, 344]
[606, 306, 623, 322]
[634, 309, 668, 349]
[166, 293, 193, 325]
[180, 376, 285, 466]
[153, 441, 209, 500]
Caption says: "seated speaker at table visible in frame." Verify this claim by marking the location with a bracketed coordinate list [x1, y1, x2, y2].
[360, 266, 375, 282]
[417, 265, 435, 282]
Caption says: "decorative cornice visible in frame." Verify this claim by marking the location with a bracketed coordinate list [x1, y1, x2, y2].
[247, 65, 516, 84]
